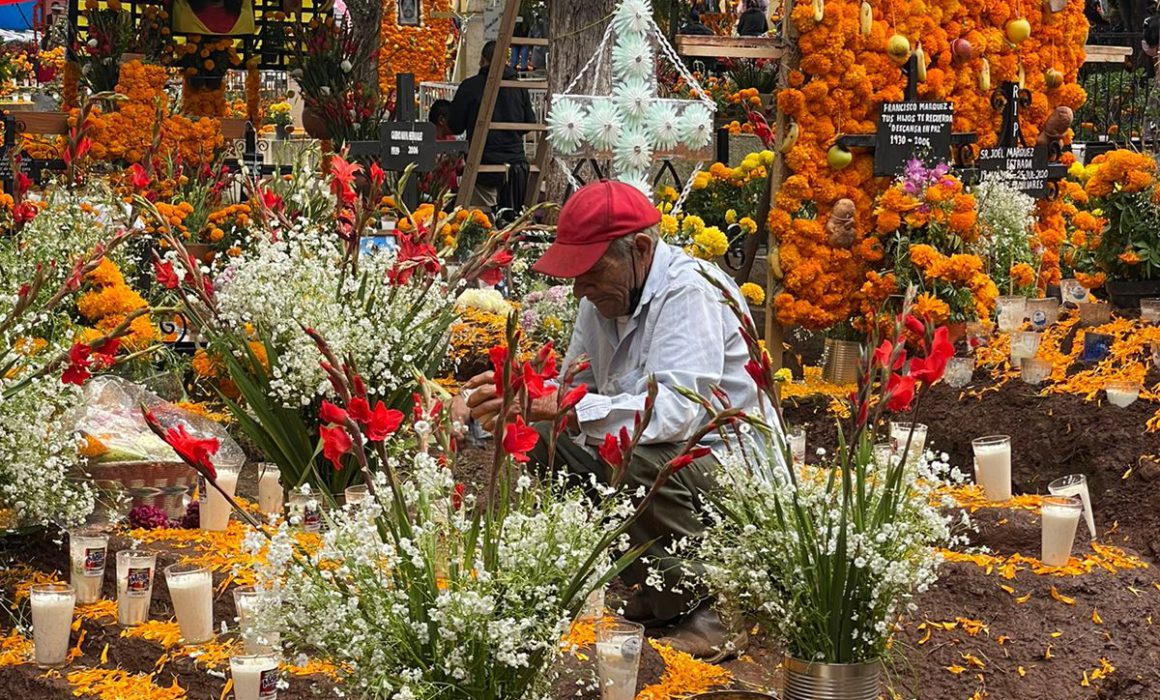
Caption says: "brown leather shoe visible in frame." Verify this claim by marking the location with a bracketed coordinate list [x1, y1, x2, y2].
[622, 590, 676, 629]
[653, 604, 748, 663]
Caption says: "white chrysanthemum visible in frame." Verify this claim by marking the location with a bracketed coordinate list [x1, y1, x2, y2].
[618, 170, 653, 198]
[614, 127, 653, 173]
[545, 97, 587, 155]
[611, 31, 653, 81]
[611, 0, 653, 38]
[584, 99, 622, 151]
[613, 77, 653, 126]
[648, 101, 681, 151]
[678, 103, 714, 150]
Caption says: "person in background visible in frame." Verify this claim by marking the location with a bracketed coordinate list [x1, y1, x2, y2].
[679, 10, 718, 73]
[429, 98, 456, 141]
[510, 13, 530, 72]
[529, 10, 548, 73]
[736, 0, 769, 36]
[449, 41, 537, 212]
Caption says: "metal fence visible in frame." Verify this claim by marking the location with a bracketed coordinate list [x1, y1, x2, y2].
[1073, 32, 1160, 151]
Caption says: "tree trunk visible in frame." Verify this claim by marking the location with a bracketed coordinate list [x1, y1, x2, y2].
[544, 0, 618, 209]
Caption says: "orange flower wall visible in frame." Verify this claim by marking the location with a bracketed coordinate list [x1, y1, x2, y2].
[772, 0, 1089, 329]
[379, 0, 451, 96]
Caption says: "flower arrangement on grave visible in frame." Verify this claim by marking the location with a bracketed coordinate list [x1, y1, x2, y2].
[519, 285, 578, 350]
[379, 0, 451, 95]
[149, 161, 532, 495]
[149, 313, 692, 698]
[872, 161, 994, 324]
[75, 0, 134, 93]
[171, 37, 241, 118]
[684, 283, 966, 673]
[770, 0, 1089, 329]
[286, 0, 384, 146]
[264, 101, 293, 131]
[1064, 150, 1160, 284]
[971, 176, 1041, 296]
[135, 159, 254, 256]
[0, 201, 145, 527]
[78, 60, 224, 167]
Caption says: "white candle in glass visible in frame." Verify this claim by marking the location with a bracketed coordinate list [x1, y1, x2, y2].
[116, 550, 156, 627]
[30, 584, 75, 669]
[230, 654, 280, 700]
[69, 529, 108, 604]
[200, 468, 240, 531]
[1040, 496, 1082, 567]
[257, 464, 283, 516]
[165, 564, 214, 644]
[972, 436, 1012, 501]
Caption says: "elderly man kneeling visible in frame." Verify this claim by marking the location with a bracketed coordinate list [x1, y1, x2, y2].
[461, 180, 766, 662]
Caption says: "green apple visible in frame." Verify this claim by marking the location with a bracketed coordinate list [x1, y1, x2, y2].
[827, 145, 853, 169]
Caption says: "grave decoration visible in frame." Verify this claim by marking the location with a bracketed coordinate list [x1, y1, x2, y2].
[544, 0, 715, 202]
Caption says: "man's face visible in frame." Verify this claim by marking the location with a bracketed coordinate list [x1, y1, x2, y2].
[571, 235, 649, 319]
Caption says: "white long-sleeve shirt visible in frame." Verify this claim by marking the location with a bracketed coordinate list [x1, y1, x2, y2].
[564, 241, 762, 446]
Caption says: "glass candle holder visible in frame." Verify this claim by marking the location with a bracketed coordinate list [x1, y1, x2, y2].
[944, 356, 975, 388]
[1105, 381, 1141, 408]
[230, 653, 281, 700]
[234, 586, 282, 655]
[788, 427, 806, 466]
[1026, 298, 1060, 331]
[972, 435, 1012, 502]
[200, 466, 241, 532]
[1048, 474, 1096, 541]
[1040, 495, 1083, 567]
[1060, 278, 1089, 305]
[116, 550, 156, 627]
[165, 563, 214, 644]
[1077, 302, 1112, 328]
[30, 583, 75, 669]
[1140, 298, 1160, 323]
[343, 484, 369, 508]
[996, 295, 1028, 332]
[69, 528, 108, 605]
[890, 422, 927, 466]
[288, 487, 322, 533]
[595, 618, 645, 700]
[1020, 357, 1053, 386]
[1009, 330, 1042, 368]
[256, 464, 283, 517]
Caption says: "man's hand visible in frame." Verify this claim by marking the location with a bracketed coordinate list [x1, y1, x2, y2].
[457, 371, 564, 432]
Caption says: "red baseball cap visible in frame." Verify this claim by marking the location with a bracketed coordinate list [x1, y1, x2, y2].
[532, 180, 662, 278]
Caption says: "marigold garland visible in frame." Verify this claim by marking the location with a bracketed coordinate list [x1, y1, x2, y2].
[380, 0, 451, 96]
[773, 0, 1089, 328]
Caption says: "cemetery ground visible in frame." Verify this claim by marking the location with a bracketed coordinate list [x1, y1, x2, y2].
[2, 367, 1160, 699]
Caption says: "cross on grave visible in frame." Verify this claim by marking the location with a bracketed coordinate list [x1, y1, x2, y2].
[835, 54, 978, 176]
[347, 73, 464, 210]
[961, 82, 1070, 198]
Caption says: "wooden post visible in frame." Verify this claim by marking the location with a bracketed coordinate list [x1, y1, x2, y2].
[764, 0, 799, 373]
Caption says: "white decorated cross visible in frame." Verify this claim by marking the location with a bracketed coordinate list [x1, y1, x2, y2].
[545, 0, 716, 204]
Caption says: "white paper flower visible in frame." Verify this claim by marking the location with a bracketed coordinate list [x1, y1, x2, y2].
[678, 103, 714, 150]
[546, 97, 587, 155]
[614, 127, 653, 174]
[584, 99, 622, 152]
[648, 101, 681, 151]
[614, 77, 653, 127]
[611, 0, 653, 38]
[612, 31, 653, 81]
[618, 169, 653, 198]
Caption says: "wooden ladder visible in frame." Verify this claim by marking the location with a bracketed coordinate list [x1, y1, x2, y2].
[455, 0, 550, 211]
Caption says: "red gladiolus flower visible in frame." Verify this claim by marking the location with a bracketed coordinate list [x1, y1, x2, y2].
[330, 156, 362, 205]
[451, 482, 466, 510]
[347, 396, 371, 424]
[91, 338, 120, 367]
[129, 163, 150, 189]
[521, 362, 556, 400]
[744, 357, 770, 391]
[164, 423, 220, 480]
[260, 187, 284, 212]
[320, 424, 353, 470]
[61, 342, 93, 385]
[369, 162, 385, 187]
[536, 342, 559, 381]
[669, 445, 712, 472]
[904, 314, 927, 340]
[154, 260, 179, 289]
[366, 401, 404, 442]
[479, 250, 513, 286]
[13, 202, 38, 224]
[885, 373, 916, 412]
[599, 426, 633, 470]
[911, 326, 954, 385]
[502, 416, 539, 463]
[872, 340, 905, 370]
[559, 384, 588, 412]
[319, 400, 348, 426]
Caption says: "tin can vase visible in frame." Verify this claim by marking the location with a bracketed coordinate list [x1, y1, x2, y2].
[822, 338, 861, 386]
[782, 655, 882, 700]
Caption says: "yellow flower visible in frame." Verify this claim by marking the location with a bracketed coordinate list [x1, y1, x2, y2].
[739, 217, 758, 235]
[691, 226, 729, 259]
[774, 367, 793, 383]
[740, 282, 766, 305]
[725, 209, 738, 225]
[660, 214, 678, 238]
[681, 214, 706, 236]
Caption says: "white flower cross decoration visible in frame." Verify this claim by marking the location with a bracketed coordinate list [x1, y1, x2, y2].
[544, 0, 716, 201]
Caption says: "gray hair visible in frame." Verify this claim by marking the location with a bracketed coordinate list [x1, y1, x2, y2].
[608, 225, 660, 259]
